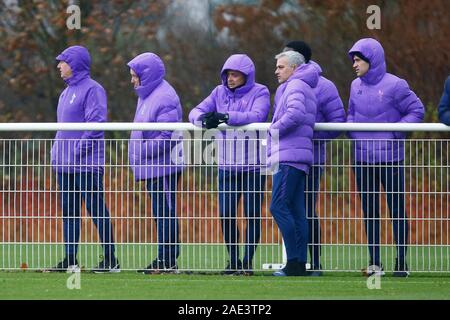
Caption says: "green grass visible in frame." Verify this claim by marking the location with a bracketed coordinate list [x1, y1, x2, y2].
[1, 243, 449, 300]
[1, 243, 448, 272]
[0, 272, 449, 300]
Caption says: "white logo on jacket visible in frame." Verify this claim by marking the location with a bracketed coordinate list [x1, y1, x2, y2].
[70, 93, 76, 104]
[140, 103, 148, 115]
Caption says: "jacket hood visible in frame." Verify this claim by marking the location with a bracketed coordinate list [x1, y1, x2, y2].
[127, 52, 165, 99]
[56, 45, 91, 86]
[288, 62, 319, 88]
[348, 38, 386, 85]
[309, 60, 323, 75]
[220, 54, 255, 95]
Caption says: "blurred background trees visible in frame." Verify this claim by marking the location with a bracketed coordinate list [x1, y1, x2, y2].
[0, 0, 168, 126]
[0, 0, 449, 129]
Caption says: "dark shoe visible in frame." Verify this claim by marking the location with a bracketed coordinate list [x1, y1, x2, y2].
[241, 261, 254, 276]
[309, 264, 323, 277]
[273, 269, 289, 276]
[221, 260, 242, 275]
[393, 259, 409, 277]
[273, 261, 307, 276]
[162, 262, 178, 274]
[138, 259, 178, 274]
[93, 257, 120, 273]
[47, 257, 79, 273]
[362, 264, 385, 277]
[393, 270, 410, 277]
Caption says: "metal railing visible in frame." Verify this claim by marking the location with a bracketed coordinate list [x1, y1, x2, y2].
[0, 123, 449, 273]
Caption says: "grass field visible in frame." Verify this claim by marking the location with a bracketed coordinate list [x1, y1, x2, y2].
[0, 271, 449, 300]
[1, 243, 449, 300]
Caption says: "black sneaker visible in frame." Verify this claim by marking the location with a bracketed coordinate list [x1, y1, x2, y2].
[162, 261, 178, 274]
[273, 261, 308, 276]
[221, 260, 242, 275]
[393, 259, 409, 277]
[47, 257, 79, 273]
[362, 264, 385, 277]
[242, 261, 254, 276]
[309, 264, 323, 277]
[93, 257, 120, 273]
[138, 259, 178, 274]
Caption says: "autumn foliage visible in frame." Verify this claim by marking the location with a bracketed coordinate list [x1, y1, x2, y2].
[0, 0, 169, 126]
[1, 0, 448, 126]
[214, 0, 450, 116]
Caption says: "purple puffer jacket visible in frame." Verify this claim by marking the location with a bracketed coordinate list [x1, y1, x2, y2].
[310, 61, 346, 165]
[268, 63, 319, 174]
[347, 38, 425, 164]
[189, 54, 270, 171]
[51, 46, 107, 174]
[128, 53, 184, 180]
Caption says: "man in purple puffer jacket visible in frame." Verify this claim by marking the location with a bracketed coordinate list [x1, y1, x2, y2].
[348, 38, 424, 277]
[127, 52, 184, 274]
[269, 50, 319, 276]
[284, 41, 346, 275]
[50, 45, 118, 273]
[189, 54, 270, 275]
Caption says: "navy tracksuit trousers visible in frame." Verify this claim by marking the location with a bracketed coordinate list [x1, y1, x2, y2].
[270, 165, 308, 263]
[218, 170, 266, 267]
[305, 166, 323, 269]
[353, 162, 408, 268]
[146, 172, 180, 267]
[57, 172, 116, 262]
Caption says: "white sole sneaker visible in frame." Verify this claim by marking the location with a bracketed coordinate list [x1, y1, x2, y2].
[363, 265, 385, 277]
[66, 265, 81, 273]
[93, 265, 121, 274]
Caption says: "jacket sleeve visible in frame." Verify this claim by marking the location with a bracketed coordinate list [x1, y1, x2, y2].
[394, 79, 425, 123]
[142, 103, 181, 158]
[189, 87, 218, 126]
[314, 83, 346, 140]
[345, 95, 356, 139]
[271, 88, 282, 119]
[393, 79, 425, 138]
[346, 91, 355, 123]
[438, 77, 450, 125]
[270, 82, 309, 136]
[227, 87, 270, 125]
[77, 86, 107, 155]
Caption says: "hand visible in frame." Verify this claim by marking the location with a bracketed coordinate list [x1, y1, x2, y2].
[199, 112, 215, 121]
[199, 112, 215, 128]
[204, 117, 221, 129]
[201, 112, 229, 129]
[215, 112, 229, 123]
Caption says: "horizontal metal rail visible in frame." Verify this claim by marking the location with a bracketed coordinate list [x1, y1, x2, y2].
[0, 122, 448, 131]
